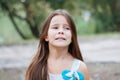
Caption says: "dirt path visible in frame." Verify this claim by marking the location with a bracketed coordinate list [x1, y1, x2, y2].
[0, 34, 120, 80]
[79, 35, 120, 63]
[0, 34, 120, 68]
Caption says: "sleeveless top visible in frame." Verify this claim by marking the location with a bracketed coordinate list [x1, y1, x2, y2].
[49, 59, 84, 80]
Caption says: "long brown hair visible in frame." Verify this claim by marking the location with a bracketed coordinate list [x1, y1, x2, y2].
[26, 9, 83, 80]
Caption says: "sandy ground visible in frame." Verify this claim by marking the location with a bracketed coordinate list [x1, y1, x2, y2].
[0, 34, 120, 80]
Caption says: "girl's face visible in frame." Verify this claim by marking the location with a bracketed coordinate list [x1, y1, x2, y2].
[45, 15, 72, 48]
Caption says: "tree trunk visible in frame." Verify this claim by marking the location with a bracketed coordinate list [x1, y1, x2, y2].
[109, 0, 120, 31]
[22, 2, 40, 38]
[0, 1, 28, 39]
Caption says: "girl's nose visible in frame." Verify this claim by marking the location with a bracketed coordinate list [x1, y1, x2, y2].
[58, 31, 64, 34]
[58, 28, 64, 34]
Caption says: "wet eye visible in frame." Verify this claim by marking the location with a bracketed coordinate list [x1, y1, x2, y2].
[66, 27, 70, 30]
[64, 27, 70, 30]
[52, 26, 58, 29]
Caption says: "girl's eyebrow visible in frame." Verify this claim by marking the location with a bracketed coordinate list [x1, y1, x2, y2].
[63, 24, 70, 27]
[51, 24, 70, 27]
[51, 24, 59, 26]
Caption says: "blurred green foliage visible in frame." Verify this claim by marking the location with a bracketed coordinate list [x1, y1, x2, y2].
[0, 14, 22, 44]
[0, 0, 120, 44]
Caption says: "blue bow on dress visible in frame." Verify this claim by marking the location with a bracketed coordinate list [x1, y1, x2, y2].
[62, 70, 84, 80]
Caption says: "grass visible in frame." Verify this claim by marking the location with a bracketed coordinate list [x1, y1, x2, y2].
[74, 16, 97, 35]
[0, 15, 22, 44]
[0, 14, 34, 45]
[0, 15, 120, 45]
[78, 32, 120, 40]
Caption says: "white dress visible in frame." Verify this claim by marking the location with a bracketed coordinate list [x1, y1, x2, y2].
[49, 59, 81, 80]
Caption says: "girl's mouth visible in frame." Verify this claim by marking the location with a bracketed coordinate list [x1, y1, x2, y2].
[55, 37, 66, 40]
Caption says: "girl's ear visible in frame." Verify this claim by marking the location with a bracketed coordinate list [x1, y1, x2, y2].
[45, 36, 48, 41]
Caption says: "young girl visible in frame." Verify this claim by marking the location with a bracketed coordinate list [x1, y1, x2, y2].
[26, 9, 89, 80]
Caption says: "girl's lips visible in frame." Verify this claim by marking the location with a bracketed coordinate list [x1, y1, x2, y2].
[55, 37, 66, 40]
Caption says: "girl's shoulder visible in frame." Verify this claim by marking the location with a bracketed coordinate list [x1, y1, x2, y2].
[76, 59, 89, 80]
[71, 59, 87, 71]
[62, 59, 89, 80]
[72, 58, 88, 71]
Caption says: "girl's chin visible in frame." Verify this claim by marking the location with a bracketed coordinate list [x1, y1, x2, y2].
[53, 44, 69, 48]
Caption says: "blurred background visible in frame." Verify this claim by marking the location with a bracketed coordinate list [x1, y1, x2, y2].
[0, 0, 120, 80]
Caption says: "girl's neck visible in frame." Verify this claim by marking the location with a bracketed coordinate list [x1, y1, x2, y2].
[48, 46, 69, 60]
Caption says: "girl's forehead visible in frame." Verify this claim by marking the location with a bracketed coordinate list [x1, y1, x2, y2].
[50, 15, 69, 25]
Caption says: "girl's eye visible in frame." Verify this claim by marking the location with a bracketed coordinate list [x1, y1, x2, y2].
[52, 26, 58, 29]
[64, 27, 70, 30]
[66, 27, 70, 30]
